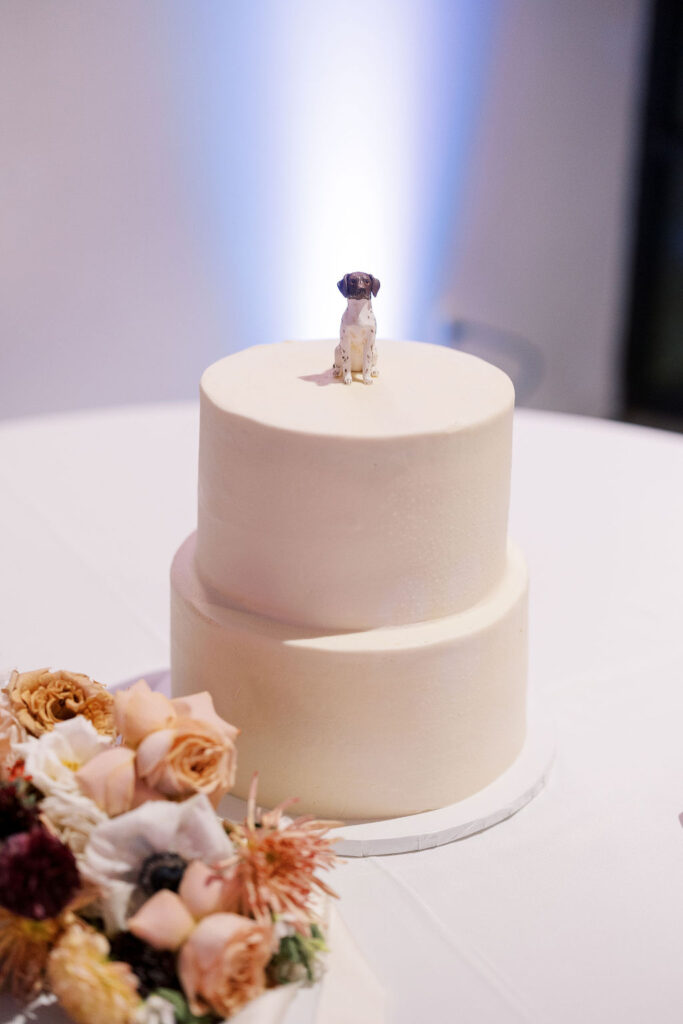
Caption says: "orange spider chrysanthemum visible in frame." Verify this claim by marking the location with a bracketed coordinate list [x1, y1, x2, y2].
[218, 775, 340, 928]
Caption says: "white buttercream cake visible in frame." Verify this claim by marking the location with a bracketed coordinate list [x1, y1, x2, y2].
[171, 339, 528, 819]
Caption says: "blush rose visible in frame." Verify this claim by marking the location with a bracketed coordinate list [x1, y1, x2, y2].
[113, 680, 176, 749]
[135, 717, 237, 806]
[178, 913, 274, 1018]
[76, 747, 137, 817]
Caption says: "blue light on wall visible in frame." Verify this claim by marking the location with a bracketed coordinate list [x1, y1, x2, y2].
[171, 0, 496, 355]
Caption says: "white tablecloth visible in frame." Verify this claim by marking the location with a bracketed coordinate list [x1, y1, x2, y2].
[2, 403, 683, 1023]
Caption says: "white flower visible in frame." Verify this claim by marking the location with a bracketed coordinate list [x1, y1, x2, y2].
[40, 788, 108, 859]
[134, 995, 177, 1024]
[81, 793, 234, 932]
[0, 684, 27, 779]
[15, 716, 113, 797]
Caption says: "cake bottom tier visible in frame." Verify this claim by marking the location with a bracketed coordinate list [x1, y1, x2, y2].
[171, 533, 528, 820]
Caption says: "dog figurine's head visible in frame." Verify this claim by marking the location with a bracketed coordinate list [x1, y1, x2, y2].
[337, 272, 380, 301]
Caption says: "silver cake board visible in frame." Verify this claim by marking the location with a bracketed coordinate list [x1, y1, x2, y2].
[115, 670, 554, 858]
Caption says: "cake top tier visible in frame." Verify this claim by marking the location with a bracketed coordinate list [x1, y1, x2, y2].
[201, 339, 513, 439]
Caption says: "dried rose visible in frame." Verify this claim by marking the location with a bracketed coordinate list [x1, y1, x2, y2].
[178, 912, 274, 1018]
[135, 716, 237, 806]
[48, 923, 140, 1024]
[7, 668, 115, 738]
[0, 824, 81, 920]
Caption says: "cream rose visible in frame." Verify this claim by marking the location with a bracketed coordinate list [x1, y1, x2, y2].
[40, 788, 108, 858]
[178, 913, 274, 1018]
[7, 668, 115, 737]
[136, 717, 237, 805]
[16, 716, 113, 797]
[0, 685, 27, 780]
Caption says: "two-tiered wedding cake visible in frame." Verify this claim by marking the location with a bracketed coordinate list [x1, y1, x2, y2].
[171, 339, 528, 819]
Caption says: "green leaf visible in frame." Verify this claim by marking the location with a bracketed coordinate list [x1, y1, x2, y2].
[266, 928, 328, 986]
[151, 988, 217, 1024]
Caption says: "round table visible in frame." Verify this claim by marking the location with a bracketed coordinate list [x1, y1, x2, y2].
[1, 404, 682, 1023]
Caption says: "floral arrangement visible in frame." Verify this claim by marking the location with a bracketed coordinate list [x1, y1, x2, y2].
[0, 668, 339, 1024]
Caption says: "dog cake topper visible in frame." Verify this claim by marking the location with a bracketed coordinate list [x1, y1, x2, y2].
[333, 271, 381, 385]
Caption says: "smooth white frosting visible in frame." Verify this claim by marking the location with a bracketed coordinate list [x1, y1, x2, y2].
[172, 338, 528, 819]
[197, 340, 514, 630]
[171, 533, 528, 819]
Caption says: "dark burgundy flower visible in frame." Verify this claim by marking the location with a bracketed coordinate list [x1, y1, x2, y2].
[0, 782, 39, 839]
[108, 931, 180, 996]
[0, 825, 80, 919]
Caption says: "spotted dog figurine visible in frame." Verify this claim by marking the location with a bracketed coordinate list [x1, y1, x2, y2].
[333, 271, 381, 384]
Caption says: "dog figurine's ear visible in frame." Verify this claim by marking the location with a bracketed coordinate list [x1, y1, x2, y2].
[371, 276, 380, 297]
[337, 275, 349, 298]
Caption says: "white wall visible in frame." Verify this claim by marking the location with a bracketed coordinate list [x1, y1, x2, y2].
[0, 1, 648, 420]
[439, 0, 649, 416]
[0, 2, 225, 417]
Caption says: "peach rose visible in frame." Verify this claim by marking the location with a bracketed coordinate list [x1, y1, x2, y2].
[114, 679, 176, 748]
[179, 860, 226, 920]
[135, 717, 237, 805]
[171, 692, 240, 745]
[7, 668, 114, 738]
[178, 913, 274, 1018]
[127, 890, 196, 951]
[76, 747, 136, 816]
